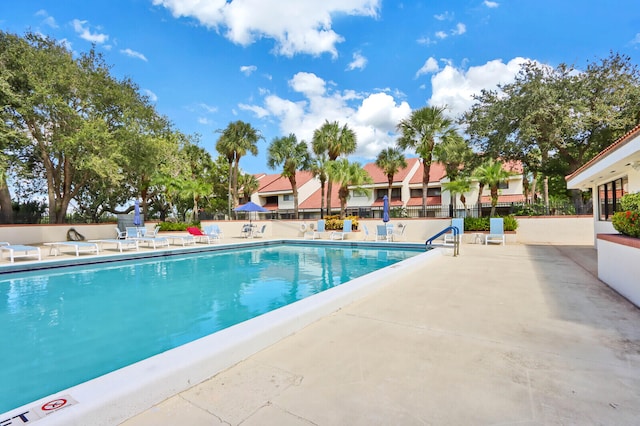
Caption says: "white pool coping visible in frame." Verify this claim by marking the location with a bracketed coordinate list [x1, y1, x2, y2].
[1, 244, 440, 426]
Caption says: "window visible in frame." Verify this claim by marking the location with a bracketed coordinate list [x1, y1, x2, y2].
[376, 188, 400, 198]
[265, 196, 278, 205]
[410, 188, 440, 197]
[598, 176, 628, 220]
[498, 181, 509, 190]
[282, 194, 292, 201]
[353, 189, 368, 198]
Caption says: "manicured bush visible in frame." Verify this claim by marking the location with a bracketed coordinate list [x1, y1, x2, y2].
[323, 215, 359, 230]
[463, 215, 518, 232]
[620, 192, 640, 212]
[612, 210, 640, 238]
[158, 221, 197, 232]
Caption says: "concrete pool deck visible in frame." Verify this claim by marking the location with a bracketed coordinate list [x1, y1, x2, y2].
[116, 243, 640, 425]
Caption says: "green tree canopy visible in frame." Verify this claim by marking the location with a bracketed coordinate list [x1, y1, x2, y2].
[267, 133, 310, 219]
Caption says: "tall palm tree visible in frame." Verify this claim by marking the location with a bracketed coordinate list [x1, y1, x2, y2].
[326, 158, 372, 218]
[442, 178, 471, 217]
[308, 149, 329, 219]
[472, 159, 514, 217]
[267, 134, 310, 219]
[375, 147, 407, 199]
[312, 120, 357, 216]
[215, 120, 262, 217]
[397, 106, 456, 215]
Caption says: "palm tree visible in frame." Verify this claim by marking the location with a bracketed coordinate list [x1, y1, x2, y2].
[326, 159, 372, 218]
[237, 172, 259, 203]
[215, 120, 262, 217]
[472, 159, 514, 216]
[375, 147, 407, 200]
[397, 106, 456, 215]
[267, 134, 310, 219]
[312, 120, 357, 216]
[433, 133, 473, 182]
[442, 178, 471, 217]
[308, 150, 329, 219]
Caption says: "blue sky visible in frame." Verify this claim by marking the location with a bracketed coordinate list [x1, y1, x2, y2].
[2, 0, 640, 174]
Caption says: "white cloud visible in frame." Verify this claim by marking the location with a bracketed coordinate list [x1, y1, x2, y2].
[198, 117, 211, 125]
[435, 31, 447, 39]
[452, 22, 466, 36]
[152, 0, 380, 57]
[143, 89, 158, 102]
[36, 10, 58, 29]
[346, 52, 367, 71]
[199, 103, 218, 113]
[71, 19, 109, 44]
[484, 1, 499, 8]
[415, 57, 440, 78]
[434, 11, 453, 21]
[121, 48, 148, 62]
[417, 36, 435, 46]
[240, 65, 257, 76]
[428, 57, 529, 118]
[631, 33, 640, 45]
[240, 72, 411, 159]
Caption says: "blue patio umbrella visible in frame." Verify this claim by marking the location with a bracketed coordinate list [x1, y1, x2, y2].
[133, 200, 142, 226]
[382, 195, 390, 223]
[234, 201, 269, 225]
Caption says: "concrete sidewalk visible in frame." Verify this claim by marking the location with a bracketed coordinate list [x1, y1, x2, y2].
[122, 244, 640, 425]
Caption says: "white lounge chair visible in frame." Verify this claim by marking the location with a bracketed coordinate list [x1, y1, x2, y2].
[444, 218, 464, 245]
[361, 224, 371, 240]
[44, 241, 100, 257]
[90, 239, 139, 252]
[375, 224, 391, 242]
[0, 243, 42, 263]
[330, 219, 352, 240]
[303, 220, 326, 239]
[485, 217, 506, 245]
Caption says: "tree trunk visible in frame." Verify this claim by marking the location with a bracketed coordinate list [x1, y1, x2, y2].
[326, 179, 333, 216]
[422, 158, 432, 217]
[290, 176, 298, 219]
[320, 179, 326, 219]
[476, 182, 485, 218]
[0, 174, 13, 223]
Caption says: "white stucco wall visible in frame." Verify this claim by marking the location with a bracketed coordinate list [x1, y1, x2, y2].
[598, 238, 640, 308]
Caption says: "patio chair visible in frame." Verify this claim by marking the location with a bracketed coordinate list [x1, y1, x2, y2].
[253, 224, 267, 238]
[209, 224, 224, 238]
[330, 219, 352, 240]
[312, 220, 326, 239]
[145, 225, 161, 238]
[361, 224, 371, 240]
[444, 218, 464, 245]
[375, 224, 390, 242]
[485, 217, 505, 245]
[114, 227, 126, 239]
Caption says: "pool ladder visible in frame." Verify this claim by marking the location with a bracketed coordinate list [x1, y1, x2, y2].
[425, 226, 460, 257]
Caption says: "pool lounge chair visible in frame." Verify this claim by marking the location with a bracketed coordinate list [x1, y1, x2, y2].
[444, 218, 464, 245]
[114, 227, 126, 239]
[330, 219, 352, 240]
[164, 234, 196, 246]
[44, 241, 100, 257]
[187, 227, 218, 244]
[485, 217, 506, 245]
[0, 243, 42, 263]
[90, 239, 139, 253]
[205, 224, 224, 239]
[361, 224, 371, 240]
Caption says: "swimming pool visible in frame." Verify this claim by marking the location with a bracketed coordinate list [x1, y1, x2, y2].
[0, 242, 425, 414]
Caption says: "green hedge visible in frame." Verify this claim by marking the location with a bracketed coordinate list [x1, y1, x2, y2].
[158, 221, 198, 232]
[464, 215, 518, 232]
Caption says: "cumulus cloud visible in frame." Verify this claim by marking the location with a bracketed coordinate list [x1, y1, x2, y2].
[199, 103, 218, 113]
[240, 72, 411, 159]
[240, 65, 257, 76]
[452, 22, 466, 36]
[36, 10, 58, 28]
[434, 11, 453, 21]
[435, 31, 448, 39]
[631, 33, 640, 45]
[71, 19, 109, 44]
[484, 1, 499, 8]
[152, 0, 380, 57]
[415, 57, 440, 78]
[346, 52, 367, 71]
[121, 48, 148, 61]
[428, 57, 529, 118]
[143, 89, 158, 102]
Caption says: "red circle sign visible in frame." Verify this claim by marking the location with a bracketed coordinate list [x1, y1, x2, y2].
[42, 398, 67, 411]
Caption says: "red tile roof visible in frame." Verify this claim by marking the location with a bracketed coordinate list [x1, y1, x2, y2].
[299, 184, 341, 210]
[363, 158, 420, 184]
[409, 162, 447, 184]
[565, 124, 640, 181]
[259, 171, 315, 193]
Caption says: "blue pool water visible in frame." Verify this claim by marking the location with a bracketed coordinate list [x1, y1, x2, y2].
[0, 243, 421, 413]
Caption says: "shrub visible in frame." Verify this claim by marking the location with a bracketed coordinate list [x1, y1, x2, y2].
[158, 221, 196, 232]
[620, 192, 640, 212]
[612, 210, 640, 238]
[463, 215, 518, 232]
[324, 215, 359, 230]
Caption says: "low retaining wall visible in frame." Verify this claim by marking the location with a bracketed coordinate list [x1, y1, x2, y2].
[597, 234, 640, 308]
[0, 216, 594, 246]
